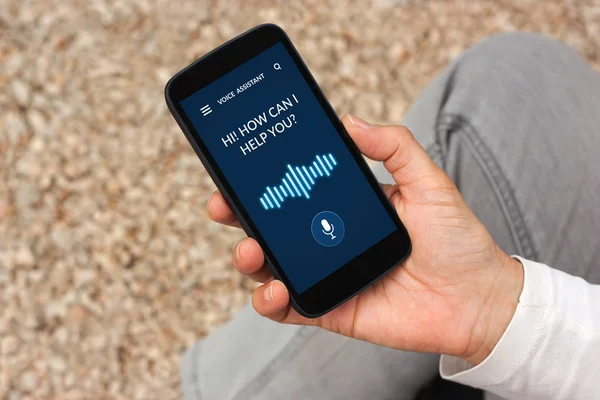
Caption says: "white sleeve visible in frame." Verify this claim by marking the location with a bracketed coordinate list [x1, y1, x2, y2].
[439, 257, 600, 400]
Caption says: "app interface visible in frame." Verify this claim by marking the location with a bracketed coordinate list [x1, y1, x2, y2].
[181, 42, 396, 293]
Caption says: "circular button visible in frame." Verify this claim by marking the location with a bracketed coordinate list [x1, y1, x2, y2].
[311, 211, 345, 247]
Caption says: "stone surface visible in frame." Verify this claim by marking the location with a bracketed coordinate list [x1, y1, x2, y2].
[1, 0, 598, 398]
[0, 337, 19, 356]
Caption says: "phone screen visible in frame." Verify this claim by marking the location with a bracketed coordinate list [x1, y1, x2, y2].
[180, 42, 397, 293]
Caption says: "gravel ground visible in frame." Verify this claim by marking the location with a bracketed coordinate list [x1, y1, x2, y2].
[1, 0, 599, 398]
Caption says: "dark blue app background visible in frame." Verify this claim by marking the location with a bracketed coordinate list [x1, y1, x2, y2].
[181, 42, 396, 293]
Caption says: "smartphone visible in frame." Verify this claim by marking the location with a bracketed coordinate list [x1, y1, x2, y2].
[165, 24, 411, 317]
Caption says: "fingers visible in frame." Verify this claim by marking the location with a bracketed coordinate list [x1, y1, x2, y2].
[207, 191, 241, 228]
[252, 280, 291, 321]
[381, 183, 400, 199]
[233, 238, 271, 282]
[252, 281, 314, 325]
[341, 114, 449, 193]
[208, 195, 271, 282]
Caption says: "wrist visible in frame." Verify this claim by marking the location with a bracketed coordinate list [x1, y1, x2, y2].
[463, 250, 524, 365]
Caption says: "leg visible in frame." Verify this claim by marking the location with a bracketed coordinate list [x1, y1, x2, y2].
[374, 32, 600, 399]
[388, 32, 600, 280]
[181, 305, 439, 399]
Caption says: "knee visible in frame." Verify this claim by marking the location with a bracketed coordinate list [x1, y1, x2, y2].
[444, 32, 594, 105]
[456, 32, 588, 83]
[476, 31, 569, 50]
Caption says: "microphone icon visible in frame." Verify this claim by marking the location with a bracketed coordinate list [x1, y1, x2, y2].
[311, 211, 344, 247]
[321, 219, 336, 239]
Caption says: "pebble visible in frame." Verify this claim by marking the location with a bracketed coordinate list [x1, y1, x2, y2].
[3, 53, 25, 77]
[13, 246, 35, 269]
[1, 337, 19, 355]
[11, 80, 31, 106]
[75, 269, 97, 287]
[19, 371, 39, 392]
[67, 305, 88, 324]
[4, 112, 27, 140]
[49, 356, 67, 373]
[52, 327, 69, 345]
[26, 109, 48, 134]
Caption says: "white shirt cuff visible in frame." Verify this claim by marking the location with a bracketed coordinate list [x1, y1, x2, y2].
[439, 256, 552, 386]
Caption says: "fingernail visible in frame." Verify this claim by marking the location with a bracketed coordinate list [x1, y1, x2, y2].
[207, 192, 215, 207]
[264, 282, 275, 302]
[235, 240, 244, 261]
[348, 114, 373, 129]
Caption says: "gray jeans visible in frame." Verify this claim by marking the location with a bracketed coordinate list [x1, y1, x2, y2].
[181, 33, 600, 400]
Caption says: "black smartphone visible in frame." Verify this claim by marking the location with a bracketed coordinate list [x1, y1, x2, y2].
[165, 24, 411, 317]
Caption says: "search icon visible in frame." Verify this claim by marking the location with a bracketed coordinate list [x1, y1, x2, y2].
[273, 63, 281, 71]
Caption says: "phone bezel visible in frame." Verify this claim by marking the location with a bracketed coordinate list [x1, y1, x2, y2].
[165, 24, 411, 317]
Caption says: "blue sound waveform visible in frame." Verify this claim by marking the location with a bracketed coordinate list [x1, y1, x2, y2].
[259, 153, 338, 210]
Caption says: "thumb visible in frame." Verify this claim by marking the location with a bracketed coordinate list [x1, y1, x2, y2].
[342, 114, 449, 193]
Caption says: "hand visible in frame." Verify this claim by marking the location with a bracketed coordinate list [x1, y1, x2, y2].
[207, 115, 523, 365]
